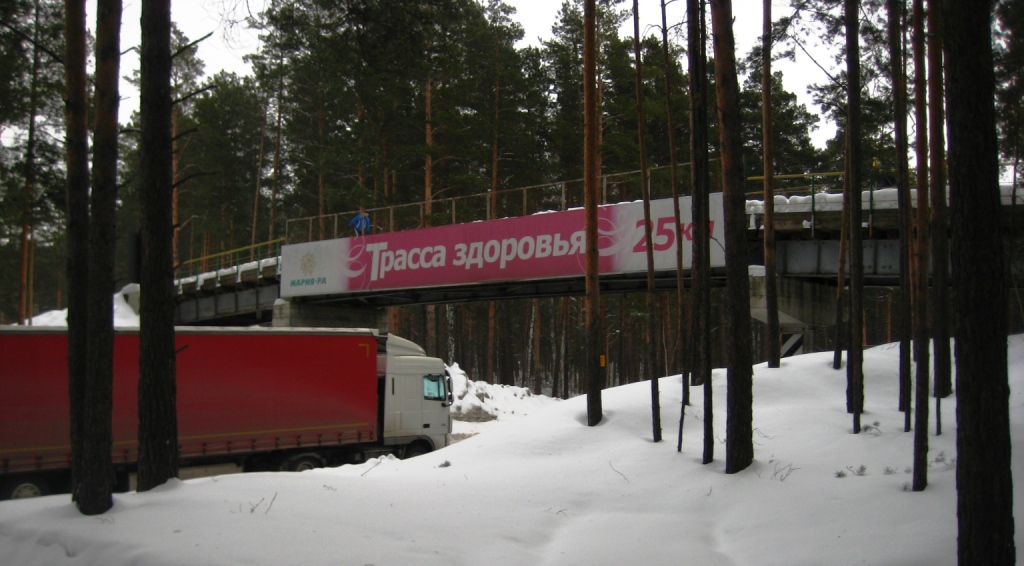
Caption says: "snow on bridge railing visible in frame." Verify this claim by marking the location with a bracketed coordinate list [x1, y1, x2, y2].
[174, 239, 285, 288]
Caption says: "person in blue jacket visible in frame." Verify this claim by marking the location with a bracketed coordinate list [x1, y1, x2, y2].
[349, 206, 371, 236]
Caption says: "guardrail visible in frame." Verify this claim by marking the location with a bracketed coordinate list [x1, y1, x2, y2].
[174, 239, 286, 281]
[283, 163, 738, 244]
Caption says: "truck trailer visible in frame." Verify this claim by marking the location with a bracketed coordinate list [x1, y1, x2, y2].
[0, 326, 452, 500]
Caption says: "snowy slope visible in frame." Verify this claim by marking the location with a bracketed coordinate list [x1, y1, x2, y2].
[2, 335, 1021, 565]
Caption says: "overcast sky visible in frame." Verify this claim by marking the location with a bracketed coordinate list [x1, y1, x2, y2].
[97, 0, 837, 146]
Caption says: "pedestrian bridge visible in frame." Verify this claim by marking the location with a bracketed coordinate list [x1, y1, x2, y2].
[172, 186, 1024, 327]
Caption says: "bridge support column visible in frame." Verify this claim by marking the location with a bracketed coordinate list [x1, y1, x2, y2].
[749, 267, 809, 360]
[272, 300, 388, 335]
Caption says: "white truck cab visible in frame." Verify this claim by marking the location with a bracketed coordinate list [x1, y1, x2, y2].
[380, 335, 453, 456]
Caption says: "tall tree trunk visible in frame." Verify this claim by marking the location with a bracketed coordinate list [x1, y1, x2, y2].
[584, 0, 604, 426]
[888, 0, 912, 431]
[551, 300, 560, 398]
[559, 297, 570, 398]
[491, 41, 501, 220]
[634, 0, 661, 443]
[834, 162, 848, 373]
[27, 232, 34, 321]
[268, 66, 283, 241]
[532, 299, 543, 394]
[943, 0, 1014, 561]
[425, 76, 434, 222]
[688, 0, 713, 463]
[317, 96, 327, 239]
[845, 0, 865, 434]
[660, 0, 687, 390]
[80, 0, 122, 515]
[18, 0, 42, 325]
[911, 0, 930, 490]
[251, 100, 268, 254]
[137, 0, 177, 492]
[171, 105, 180, 265]
[762, 0, 780, 368]
[427, 304, 437, 358]
[927, 0, 950, 407]
[487, 301, 496, 383]
[710, 0, 754, 474]
[64, 0, 90, 503]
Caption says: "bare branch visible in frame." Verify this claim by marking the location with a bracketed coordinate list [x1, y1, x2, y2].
[174, 84, 217, 106]
[173, 32, 214, 60]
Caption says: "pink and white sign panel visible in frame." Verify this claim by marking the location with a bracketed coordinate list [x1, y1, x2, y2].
[280, 194, 725, 298]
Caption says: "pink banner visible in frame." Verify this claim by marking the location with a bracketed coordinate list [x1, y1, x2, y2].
[281, 195, 724, 298]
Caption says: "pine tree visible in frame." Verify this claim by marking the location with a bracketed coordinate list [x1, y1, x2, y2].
[63, 0, 89, 504]
[136, 0, 177, 493]
[944, 0, 1014, 561]
[79, 0, 121, 516]
[710, 0, 754, 474]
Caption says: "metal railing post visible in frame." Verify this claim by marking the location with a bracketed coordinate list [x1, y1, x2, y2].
[810, 178, 816, 239]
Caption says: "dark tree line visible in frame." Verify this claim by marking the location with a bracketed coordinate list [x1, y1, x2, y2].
[1, 0, 837, 321]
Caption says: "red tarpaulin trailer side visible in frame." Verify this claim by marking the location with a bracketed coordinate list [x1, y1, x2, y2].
[0, 328, 379, 475]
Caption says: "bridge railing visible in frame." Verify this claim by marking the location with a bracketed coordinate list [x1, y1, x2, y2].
[174, 239, 286, 281]
[283, 164, 721, 244]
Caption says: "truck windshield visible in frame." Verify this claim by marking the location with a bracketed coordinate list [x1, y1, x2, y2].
[423, 374, 446, 401]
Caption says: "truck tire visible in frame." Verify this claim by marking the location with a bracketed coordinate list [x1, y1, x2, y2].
[403, 443, 431, 459]
[2, 475, 49, 500]
[283, 454, 324, 472]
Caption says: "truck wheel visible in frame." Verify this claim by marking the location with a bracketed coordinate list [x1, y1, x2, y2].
[283, 454, 324, 472]
[2, 476, 49, 500]
[403, 443, 431, 459]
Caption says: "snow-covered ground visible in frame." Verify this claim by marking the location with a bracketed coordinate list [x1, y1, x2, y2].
[448, 363, 559, 438]
[2, 320, 1021, 564]
[23, 284, 142, 329]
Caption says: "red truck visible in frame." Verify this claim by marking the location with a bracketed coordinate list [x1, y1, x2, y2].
[0, 327, 452, 499]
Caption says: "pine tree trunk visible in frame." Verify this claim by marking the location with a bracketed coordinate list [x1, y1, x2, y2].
[583, 0, 604, 426]
[491, 41, 501, 220]
[887, 0, 913, 430]
[18, 0, 42, 325]
[559, 297, 570, 398]
[425, 76, 434, 221]
[943, 1, 1014, 561]
[710, 0, 754, 474]
[268, 64, 283, 241]
[251, 101, 268, 253]
[532, 299, 543, 394]
[633, 0, 661, 443]
[171, 105, 180, 265]
[911, 0, 930, 490]
[137, 0, 177, 492]
[833, 164, 848, 373]
[487, 301, 496, 383]
[762, 0, 780, 368]
[80, 0, 122, 515]
[845, 0, 865, 434]
[317, 97, 327, 239]
[426, 304, 437, 358]
[688, 0, 713, 464]
[660, 0, 686, 386]
[64, 0, 90, 503]
[927, 0, 950, 404]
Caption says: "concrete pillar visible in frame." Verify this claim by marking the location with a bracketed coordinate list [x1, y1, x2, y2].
[272, 299, 388, 335]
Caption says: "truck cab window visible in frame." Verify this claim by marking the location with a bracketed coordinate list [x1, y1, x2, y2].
[423, 374, 446, 401]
